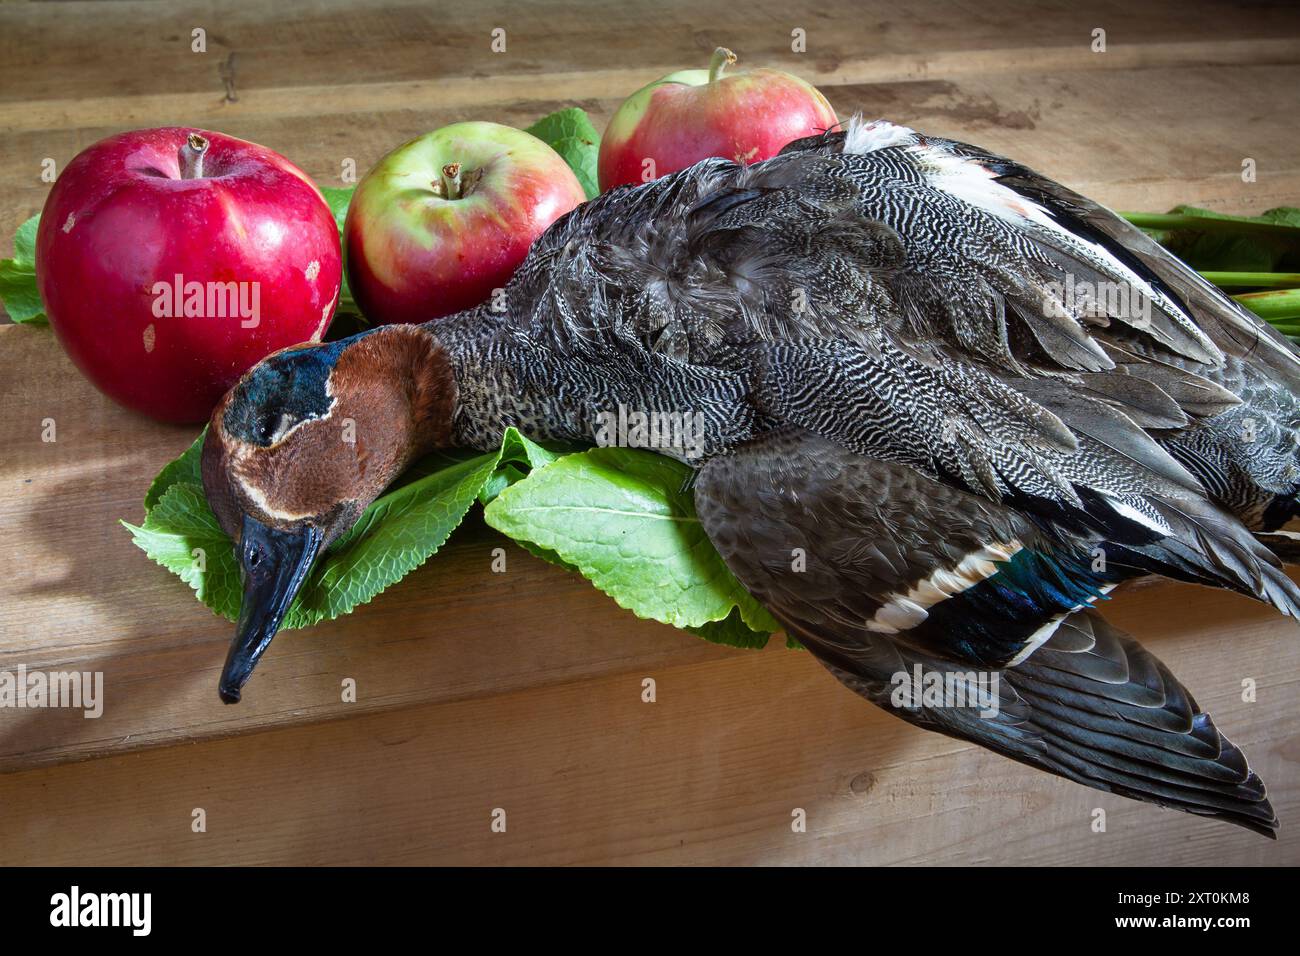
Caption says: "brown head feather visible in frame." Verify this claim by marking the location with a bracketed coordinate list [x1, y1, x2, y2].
[203, 324, 457, 547]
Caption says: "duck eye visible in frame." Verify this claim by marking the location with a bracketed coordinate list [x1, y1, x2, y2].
[257, 412, 295, 444]
[247, 544, 264, 570]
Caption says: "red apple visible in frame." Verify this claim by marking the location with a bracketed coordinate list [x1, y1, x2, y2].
[598, 47, 838, 191]
[344, 121, 586, 325]
[36, 127, 342, 424]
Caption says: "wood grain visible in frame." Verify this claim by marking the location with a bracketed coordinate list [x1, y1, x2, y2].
[1, 0, 1299, 865]
[4, 0, 1298, 107]
[0, 579, 1295, 866]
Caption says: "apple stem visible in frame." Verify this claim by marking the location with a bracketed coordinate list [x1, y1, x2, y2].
[708, 47, 736, 83]
[440, 162, 463, 200]
[178, 133, 209, 179]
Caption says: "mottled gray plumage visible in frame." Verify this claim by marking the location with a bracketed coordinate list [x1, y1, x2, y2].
[445, 122, 1299, 533]
[427, 117, 1300, 833]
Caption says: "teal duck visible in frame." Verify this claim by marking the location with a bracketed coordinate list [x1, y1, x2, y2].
[202, 117, 1300, 835]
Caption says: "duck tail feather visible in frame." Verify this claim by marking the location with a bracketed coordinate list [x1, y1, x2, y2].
[1150, 495, 1300, 619]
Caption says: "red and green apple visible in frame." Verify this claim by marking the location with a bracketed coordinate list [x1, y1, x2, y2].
[598, 47, 838, 191]
[344, 121, 586, 325]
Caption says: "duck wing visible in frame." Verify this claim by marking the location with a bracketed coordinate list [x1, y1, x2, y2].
[695, 428, 1278, 836]
[908, 130, 1300, 529]
[775, 121, 1300, 530]
[514, 117, 1300, 609]
[921, 131, 1300, 393]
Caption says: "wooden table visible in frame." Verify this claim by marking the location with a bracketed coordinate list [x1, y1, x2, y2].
[1, 0, 1298, 865]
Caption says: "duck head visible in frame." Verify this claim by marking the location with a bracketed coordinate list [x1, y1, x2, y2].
[201, 324, 456, 703]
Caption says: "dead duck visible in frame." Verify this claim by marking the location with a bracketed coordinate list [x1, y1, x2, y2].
[202, 117, 1300, 836]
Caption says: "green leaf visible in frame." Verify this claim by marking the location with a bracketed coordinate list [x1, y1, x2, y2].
[122, 482, 242, 620]
[319, 185, 355, 235]
[479, 463, 528, 506]
[499, 427, 560, 471]
[686, 607, 773, 649]
[283, 449, 500, 627]
[12, 213, 37, 261]
[0, 215, 46, 324]
[126, 428, 517, 628]
[479, 429, 564, 504]
[144, 430, 207, 513]
[526, 108, 601, 199]
[318, 184, 363, 323]
[483, 446, 779, 637]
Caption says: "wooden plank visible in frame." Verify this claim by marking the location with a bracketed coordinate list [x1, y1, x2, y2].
[0, 578, 1295, 865]
[5, 61, 1300, 261]
[4, 0, 1298, 112]
[7, 36, 1300, 135]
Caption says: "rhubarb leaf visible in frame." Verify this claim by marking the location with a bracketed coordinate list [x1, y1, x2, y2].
[482, 446, 779, 640]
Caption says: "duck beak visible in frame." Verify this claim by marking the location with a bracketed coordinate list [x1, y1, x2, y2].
[219, 515, 322, 704]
